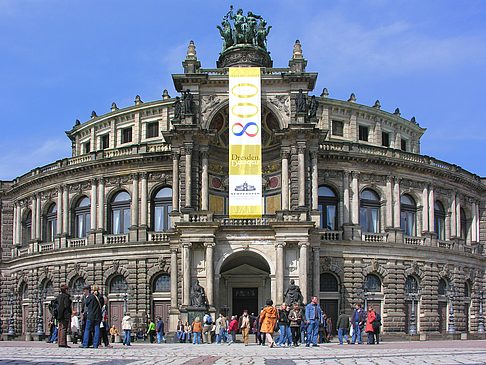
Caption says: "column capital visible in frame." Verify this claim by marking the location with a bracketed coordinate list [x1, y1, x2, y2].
[181, 242, 192, 249]
[312, 246, 320, 253]
[130, 173, 139, 181]
[140, 172, 148, 180]
[297, 144, 306, 154]
[351, 171, 359, 179]
[98, 177, 105, 185]
[275, 242, 286, 248]
[343, 170, 350, 179]
[170, 247, 179, 254]
[172, 151, 180, 160]
[204, 241, 215, 248]
[200, 145, 209, 154]
[386, 176, 392, 184]
[90, 178, 98, 186]
[298, 241, 310, 248]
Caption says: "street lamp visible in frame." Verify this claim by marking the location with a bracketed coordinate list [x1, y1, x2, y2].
[36, 288, 46, 336]
[7, 291, 15, 336]
[446, 284, 456, 334]
[123, 293, 128, 314]
[363, 281, 369, 311]
[478, 290, 484, 334]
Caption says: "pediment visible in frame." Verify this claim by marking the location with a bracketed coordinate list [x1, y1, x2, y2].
[221, 263, 269, 276]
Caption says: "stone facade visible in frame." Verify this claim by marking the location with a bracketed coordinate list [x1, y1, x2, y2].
[0, 25, 485, 340]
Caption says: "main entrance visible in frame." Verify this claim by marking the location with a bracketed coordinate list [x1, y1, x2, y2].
[218, 250, 271, 316]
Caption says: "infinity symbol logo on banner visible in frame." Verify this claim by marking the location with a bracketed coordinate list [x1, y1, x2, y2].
[232, 122, 259, 137]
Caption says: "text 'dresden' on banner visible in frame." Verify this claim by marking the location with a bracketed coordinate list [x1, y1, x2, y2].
[228, 67, 262, 218]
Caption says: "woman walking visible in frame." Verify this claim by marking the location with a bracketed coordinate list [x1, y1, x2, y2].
[288, 302, 303, 347]
[365, 306, 376, 345]
[259, 299, 278, 347]
[192, 317, 202, 344]
[122, 312, 133, 346]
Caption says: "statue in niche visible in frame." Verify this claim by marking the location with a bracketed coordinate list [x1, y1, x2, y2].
[284, 279, 303, 306]
[307, 95, 319, 121]
[173, 97, 182, 122]
[190, 279, 208, 307]
[296, 89, 307, 114]
[182, 89, 194, 115]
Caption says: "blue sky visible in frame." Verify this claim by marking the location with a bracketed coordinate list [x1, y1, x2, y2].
[1, 0, 486, 180]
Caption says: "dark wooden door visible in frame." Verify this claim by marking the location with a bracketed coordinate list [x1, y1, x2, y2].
[22, 305, 29, 335]
[438, 302, 447, 333]
[44, 303, 52, 335]
[232, 288, 258, 317]
[109, 301, 124, 334]
[320, 299, 338, 335]
[153, 301, 170, 332]
[465, 303, 470, 333]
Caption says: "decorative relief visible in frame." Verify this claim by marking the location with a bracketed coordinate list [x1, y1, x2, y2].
[200, 95, 226, 124]
[69, 182, 91, 193]
[320, 256, 344, 277]
[105, 175, 131, 188]
[360, 174, 386, 184]
[267, 95, 290, 118]
[148, 172, 169, 184]
[438, 263, 450, 279]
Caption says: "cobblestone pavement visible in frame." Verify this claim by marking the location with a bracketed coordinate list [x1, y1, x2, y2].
[0, 340, 485, 365]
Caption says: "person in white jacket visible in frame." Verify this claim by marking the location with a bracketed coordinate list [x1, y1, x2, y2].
[122, 313, 133, 346]
[71, 311, 80, 344]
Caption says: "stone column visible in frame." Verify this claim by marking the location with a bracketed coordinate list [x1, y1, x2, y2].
[471, 200, 477, 243]
[351, 172, 359, 225]
[36, 193, 41, 240]
[90, 179, 97, 232]
[205, 242, 214, 306]
[172, 152, 180, 212]
[385, 177, 393, 227]
[12, 203, 17, 245]
[182, 242, 192, 306]
[313, 246, 320, 297]
[456, 197, 461, 238]
[56, 189, 62, 236]
[201, 148, 209, 211]
[428, 186, 435, 233]
[98, 178, 105, 231]
[393, 177, 401, 228]
[275, 242, 285, 304]
[298, 144, 306, 207]
[62, 187, 69, 236]
[131, 174, 139, 227]
[184, 144, 192, 208]
[15, 203, 22, 245]
[31, 196, 36, 240]
[343, 171, 350, 224]
[140, 173, 148, 227]
[451, 193, 457, 237]
[281, 149, 289, 210]
[422, 185, 429, 232]
[311, 150, 318, 210]
[170, 247, 178, 308]
[299, 242, 308, 303]
[476, 200, 480, 243]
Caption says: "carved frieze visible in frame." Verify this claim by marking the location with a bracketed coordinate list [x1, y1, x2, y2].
[200, 95, 226, 124]
[267, 95, 290, 119]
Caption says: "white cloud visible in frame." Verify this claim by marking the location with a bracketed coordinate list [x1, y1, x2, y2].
[0, 138, 70, 180]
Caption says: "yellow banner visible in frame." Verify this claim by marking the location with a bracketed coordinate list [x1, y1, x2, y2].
[229, 67, 262, 218]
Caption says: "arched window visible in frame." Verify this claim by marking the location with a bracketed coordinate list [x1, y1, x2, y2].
[365, 274, 382, 293]
[43, 280, 54, 298]
[21, 209, 32, 246]
[71, 277, 86, 296]
[109, 275, 128, 293]
[320, 273, 339, 292]
[21, 283, 29, 300]
[360, 189, 380, 233]
[74, 196, 91, 238]
[438, 278, 448, 296]
[318, 186, 338, 230]
[152, 187, 172, 232]
[460, 208, 468, 240]
[44, 203, 57, 242]
[110, 191, 131, 234]
[400, 194, 417, 236]
[434, 201, 446, 240]
[464, 281, 471, 298]
[153, 274, 170, 292]
[405, 276, 419, 294]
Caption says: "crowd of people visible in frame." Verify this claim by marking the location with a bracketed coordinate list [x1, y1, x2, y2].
[48, 284, 381, 348]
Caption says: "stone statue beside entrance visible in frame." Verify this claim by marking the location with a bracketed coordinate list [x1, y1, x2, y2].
[190, 279, 208, 308]
[284, 279, 304, 306]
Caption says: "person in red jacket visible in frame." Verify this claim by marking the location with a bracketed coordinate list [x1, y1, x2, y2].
[365, 306, 376, 345]
[227, 315, 239, 345]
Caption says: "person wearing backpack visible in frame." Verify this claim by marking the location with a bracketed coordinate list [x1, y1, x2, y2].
[202, 312, 213, 344]
[56, 283, 72, 348]
[372, 311, 382, 344]
[81, 284, 104, 348]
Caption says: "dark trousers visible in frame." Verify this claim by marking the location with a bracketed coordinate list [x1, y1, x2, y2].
[58, 322, 68, 347]
[290, 326, 301, 346]
[374, 332, 380, 344]
[100, 325, 109, 346]
[367, 331, 375, 344]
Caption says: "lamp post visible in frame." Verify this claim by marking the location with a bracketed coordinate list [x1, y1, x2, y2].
[123, 293, 128, 314]
[406, 287, 421, 335]
[363, 281, 369, 311]
[7, 291, 15, 336]
[447, 284, 456, 334]
[478, 290, 484, 334]
[36, 289, 46, 336]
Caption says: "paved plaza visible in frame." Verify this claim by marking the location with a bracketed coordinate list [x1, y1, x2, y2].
[0, 340, 485, 365]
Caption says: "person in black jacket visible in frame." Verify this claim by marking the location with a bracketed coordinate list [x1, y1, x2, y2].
[81, 284, 104, 348]
[56, 284, 72, 348]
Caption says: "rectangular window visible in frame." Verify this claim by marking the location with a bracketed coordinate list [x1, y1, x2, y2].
[401, 138, 407, 151]
[121, 127, 132, 144]
[382, 132, 390, 147]
[84, 142, 91, 154]
[146, 121, 159, 139]
[358, 125, 369, 141]
[332, 120, 344, 137]
[101, 134, 109, 149]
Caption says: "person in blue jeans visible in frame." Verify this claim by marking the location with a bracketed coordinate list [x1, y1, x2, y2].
[336, 310, 350, 345]
[276, 303, 290, 346]
[81, 285, 104, 348]
[351, 303, 365, 344]
[122, 313, 133, 346]
[156, 317, 165, 344]
[305, 296, 322, 347]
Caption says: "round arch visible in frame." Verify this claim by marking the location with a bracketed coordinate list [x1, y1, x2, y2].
[215, 247, 274, 276]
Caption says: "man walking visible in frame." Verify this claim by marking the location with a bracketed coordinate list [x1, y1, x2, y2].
[351, 303, 365, 344]
[56, 284, 72, 348]
[156, 317, 166, 344]
[81, 285, 104, 348]
[336, 310, 350, 345]
[305, 296, 322, 347]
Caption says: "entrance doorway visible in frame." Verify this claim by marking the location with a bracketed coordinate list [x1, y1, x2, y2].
[320, 299, 338, 335]
[218, 250, 271, 316]
[233, 288, 258, 316]
[438, 301, 447, 333]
